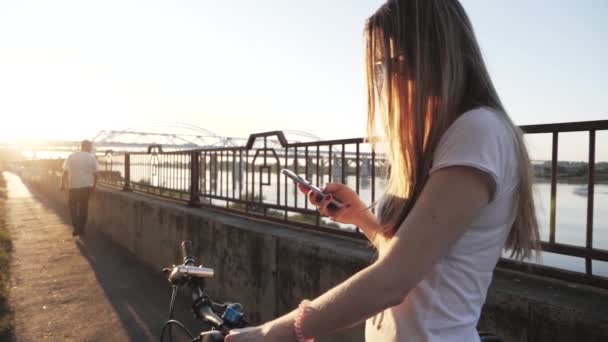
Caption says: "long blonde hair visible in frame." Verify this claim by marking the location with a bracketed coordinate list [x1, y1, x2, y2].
[365, 0, 540, 260]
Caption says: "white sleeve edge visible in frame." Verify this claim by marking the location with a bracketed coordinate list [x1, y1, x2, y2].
[429, 161, 499, 198]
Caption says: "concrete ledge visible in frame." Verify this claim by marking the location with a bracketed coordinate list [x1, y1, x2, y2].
[89, 187, 372, 342]
[479, 267, 608, 341]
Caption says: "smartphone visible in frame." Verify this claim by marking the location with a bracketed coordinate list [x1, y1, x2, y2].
[281, 169, 343, 209]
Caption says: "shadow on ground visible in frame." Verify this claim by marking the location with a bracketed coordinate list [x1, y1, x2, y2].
[25, 182, 209, 341]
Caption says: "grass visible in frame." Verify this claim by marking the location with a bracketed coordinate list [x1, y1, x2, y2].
[0, 172, 13, 341]
[0, 175, 5, 200]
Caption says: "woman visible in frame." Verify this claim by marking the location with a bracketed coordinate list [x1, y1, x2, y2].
[228, 0, 540, 341]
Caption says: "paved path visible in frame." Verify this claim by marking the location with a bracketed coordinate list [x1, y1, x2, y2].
[4, 172, 201, 341]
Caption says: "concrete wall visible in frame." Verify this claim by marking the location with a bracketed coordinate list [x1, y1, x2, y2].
[19, 172, 608, 342]
[89, 189, 371, 341]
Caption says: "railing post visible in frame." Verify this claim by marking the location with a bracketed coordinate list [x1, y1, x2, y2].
[123, 153, 131, 192]
[549, 132, 558, 244]
[585, 130, 595, 277]
[188, 151, 201, 207]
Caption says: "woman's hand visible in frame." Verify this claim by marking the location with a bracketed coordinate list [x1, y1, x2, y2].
[226, 320, 295, 342]
[299, 183, 378, 230]
[224, 327, 265, 342]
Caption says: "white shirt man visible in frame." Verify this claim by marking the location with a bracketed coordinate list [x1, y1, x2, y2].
[61, 140, 99, 237]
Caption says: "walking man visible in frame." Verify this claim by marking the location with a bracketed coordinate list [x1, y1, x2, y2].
[60, 140, 99, 236]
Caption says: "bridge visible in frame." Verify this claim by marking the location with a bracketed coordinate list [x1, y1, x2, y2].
[0, 123, 325, 153]
[4, 127, 386, 182]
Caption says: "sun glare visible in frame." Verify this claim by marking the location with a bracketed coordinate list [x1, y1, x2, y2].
[0, 113, 90, 142]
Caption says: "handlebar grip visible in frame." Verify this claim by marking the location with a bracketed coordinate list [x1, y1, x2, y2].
[198, 304, 224, 328]
[181, 240, 195, 266]
[200, 331, 224, 342]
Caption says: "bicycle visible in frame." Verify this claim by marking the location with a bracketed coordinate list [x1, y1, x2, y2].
[160, 240, 248, 342]
[160, 240, 502, 342]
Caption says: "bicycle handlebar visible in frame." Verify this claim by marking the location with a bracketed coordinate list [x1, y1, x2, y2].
[181, 240, 195, 266]
[162, 240, 247, 341]
[168, 265, 214, 283]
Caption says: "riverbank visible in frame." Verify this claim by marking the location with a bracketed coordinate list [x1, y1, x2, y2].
[0, 172, 13, 341]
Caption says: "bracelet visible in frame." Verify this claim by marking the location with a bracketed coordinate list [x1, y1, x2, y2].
[294, 299, 315, 342]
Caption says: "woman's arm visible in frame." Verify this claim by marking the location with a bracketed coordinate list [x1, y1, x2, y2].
[228, 166, 494, 341]
[346, 206, 380, 243]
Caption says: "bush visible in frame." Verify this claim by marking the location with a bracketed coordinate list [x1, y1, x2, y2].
[0, 173, 13, 340]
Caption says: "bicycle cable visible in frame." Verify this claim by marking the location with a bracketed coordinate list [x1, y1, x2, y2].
[168, 285, 178, 320]
[160, 285, 196, 342]
[160, 320, 196, 342]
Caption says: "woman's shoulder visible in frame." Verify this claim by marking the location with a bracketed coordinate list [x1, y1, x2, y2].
[432, 106, 518, 185]
[452, 107, 510, 133]
[439, 106, 514, 146]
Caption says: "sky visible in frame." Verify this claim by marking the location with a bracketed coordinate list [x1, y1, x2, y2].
[0, 0, 606, 160]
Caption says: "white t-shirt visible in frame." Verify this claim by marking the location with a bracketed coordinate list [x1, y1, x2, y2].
[63, 151, 100, 189]
[365, 107, 519, 342]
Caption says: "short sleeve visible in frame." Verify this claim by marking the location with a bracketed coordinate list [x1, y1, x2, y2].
[429, 108, 515, 196]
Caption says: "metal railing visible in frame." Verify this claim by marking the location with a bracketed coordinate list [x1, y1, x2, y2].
[502, 120, 608, 287]
[19, 120, 608, 288]
[98, 131, 385, 236]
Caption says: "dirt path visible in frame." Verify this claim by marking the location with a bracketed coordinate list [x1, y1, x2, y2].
[4, 172, 201, 341]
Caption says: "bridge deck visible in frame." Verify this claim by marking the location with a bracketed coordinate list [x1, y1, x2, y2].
[3, 172, 201, 341]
